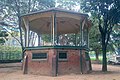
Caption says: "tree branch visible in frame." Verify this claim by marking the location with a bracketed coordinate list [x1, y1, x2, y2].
[2, 27, 22, 46]
[98, 16, 103, 34]
[28, 0, 31, 13]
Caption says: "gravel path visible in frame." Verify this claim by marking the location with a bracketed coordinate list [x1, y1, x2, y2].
[0, 63, 120, 80]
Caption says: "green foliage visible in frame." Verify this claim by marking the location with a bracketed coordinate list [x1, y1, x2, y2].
[90, 57, 102, 61]
[0, 30, 8, 44]
[0, 45, 22, 60]
[89, 16, 101, 50]
[42, 34, 51, 43]
[111, 25, 120, 48]
[67, 33, 81, 46]
[0, 38, 5, 44]
[0, 31, 8, 37]
[67, 34, 78, 45]
[88, 16, 102, 60]
[57, 0, 79, 10]
[81, 0, 120, 71]
[0, 0, 56, 52]
[0, 0, 56, 28]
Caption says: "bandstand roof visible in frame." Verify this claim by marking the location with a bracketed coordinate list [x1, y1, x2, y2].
[21, 8, 91, 34]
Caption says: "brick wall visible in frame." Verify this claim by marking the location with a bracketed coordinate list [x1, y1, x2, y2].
[25, 49, 54, 76]
[57, 49, 81, 75]
[24, 49, 87, 76]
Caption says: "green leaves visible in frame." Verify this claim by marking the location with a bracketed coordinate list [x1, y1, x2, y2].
[81, 0, 120, 71]
[0, 38, 5, 44]
[89, 18, 101, 51]
[0, 30, 8, 44]
[0, 45, 22, 60]
[0, 31, 8, 37]
[110, 25, 120, 48]
[81, 0, 120, 49]
[57, 0, 80, 11]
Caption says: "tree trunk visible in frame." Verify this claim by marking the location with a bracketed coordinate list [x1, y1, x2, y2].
[88, 54, 92, 70]
[18, 17, 24, 58]
[102, 35, 107, 71]
[95, 50, 99, 61]
[14, 0, 24, 59]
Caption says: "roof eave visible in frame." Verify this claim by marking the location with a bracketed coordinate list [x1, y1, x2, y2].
[21, 7, 88, 18]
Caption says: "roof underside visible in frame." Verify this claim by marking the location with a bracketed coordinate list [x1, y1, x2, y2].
[21, 8, 90, 34]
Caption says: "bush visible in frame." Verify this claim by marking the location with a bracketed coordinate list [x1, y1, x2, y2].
[0, 45, 22, 60]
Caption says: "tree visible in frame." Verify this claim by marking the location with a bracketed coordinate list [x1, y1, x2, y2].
[56, 0, 80, 11]
[0, 21, 9, 45]
[0, 30, 8, 45]
[81, 0, 120, 71]
[89, 16, 101, 61]
[0, 0, 55, 58]
[111, 25, 120, 48]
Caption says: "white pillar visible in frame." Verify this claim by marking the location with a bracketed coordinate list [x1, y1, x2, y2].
[52, 12, 57, 45]
[52, 14, 55, 45]
[81, 18, 86, 46]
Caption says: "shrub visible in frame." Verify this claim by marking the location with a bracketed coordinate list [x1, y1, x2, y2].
[0, 45, 22, 60]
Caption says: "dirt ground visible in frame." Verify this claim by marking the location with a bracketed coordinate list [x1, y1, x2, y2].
[0, 63, 120, 80]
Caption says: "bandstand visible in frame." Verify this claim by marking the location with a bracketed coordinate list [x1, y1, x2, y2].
[21, 8, 91, 76]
